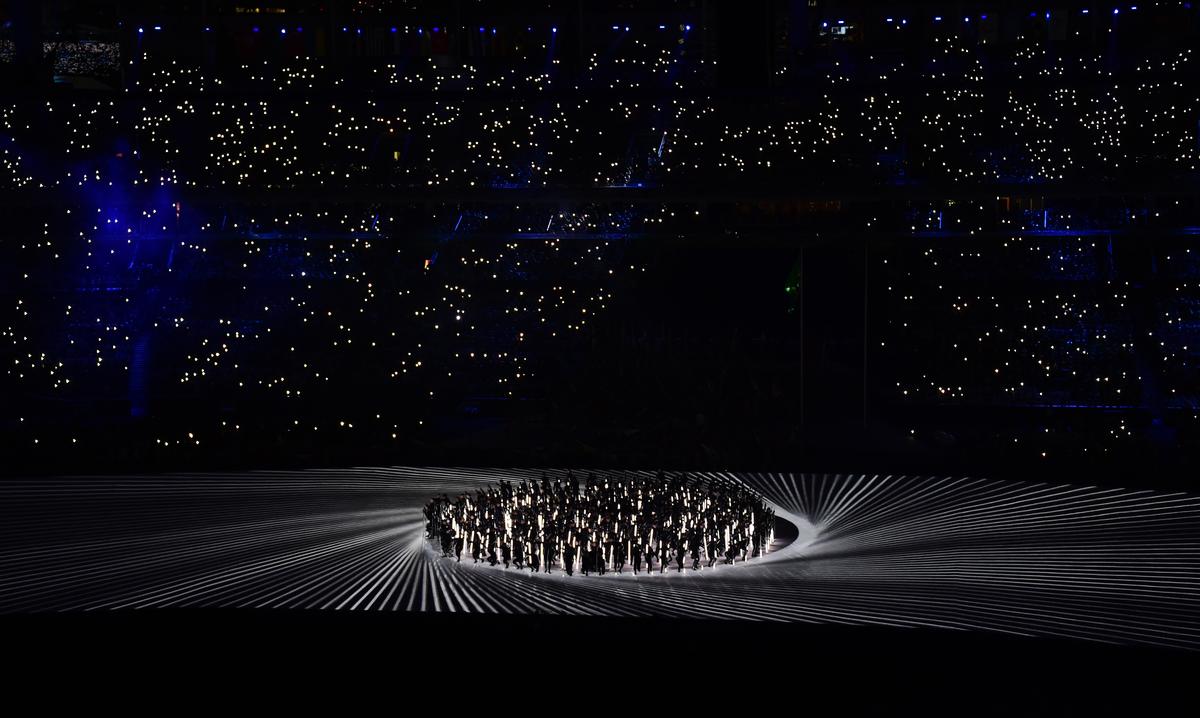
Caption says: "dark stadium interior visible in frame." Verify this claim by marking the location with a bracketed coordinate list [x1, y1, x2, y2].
[1, 0, 1199, 708]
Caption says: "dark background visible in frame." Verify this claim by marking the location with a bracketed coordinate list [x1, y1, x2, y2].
[3, 609, 1196, 711]
[1, 2, 1199, 705]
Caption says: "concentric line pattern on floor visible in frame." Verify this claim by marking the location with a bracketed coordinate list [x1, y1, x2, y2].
[0, 468, 1197, 649]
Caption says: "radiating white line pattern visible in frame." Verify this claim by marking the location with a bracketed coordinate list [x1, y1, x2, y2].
[0, 468, 1198, 649]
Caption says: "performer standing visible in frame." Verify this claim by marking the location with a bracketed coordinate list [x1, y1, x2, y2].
[563, 542, 576, 576]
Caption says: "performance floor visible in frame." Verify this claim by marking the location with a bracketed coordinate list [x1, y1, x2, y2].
[2, 467, 1198, 653]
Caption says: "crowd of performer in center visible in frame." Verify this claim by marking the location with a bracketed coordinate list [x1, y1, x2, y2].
[423, 470, 777, 575]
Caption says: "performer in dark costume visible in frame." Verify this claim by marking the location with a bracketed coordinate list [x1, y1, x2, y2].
[543, 538, 555, 574]
[563, 543, 575, 576]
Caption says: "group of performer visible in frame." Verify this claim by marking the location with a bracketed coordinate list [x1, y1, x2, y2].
[423, 470, 776, 576]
